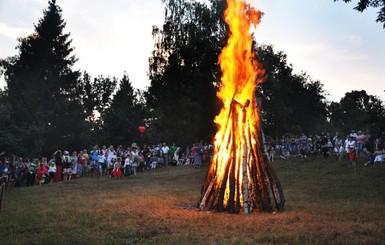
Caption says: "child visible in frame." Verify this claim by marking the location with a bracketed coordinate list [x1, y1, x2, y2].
[108, 158, 115, 176]
[97, 151, 106, 175]
[131, 145, 140, 175]
[36, 162, 48, 185]
[150, 151, 158, 169]
[112, 157, 122, 178]
[89, 154, 99, 177]
[67, 163, 77, 181]
[124, 155, 132, 176]
[48, 160, 56, 183]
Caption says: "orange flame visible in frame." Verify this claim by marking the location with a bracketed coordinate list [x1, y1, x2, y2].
[210, 0, 265, 209]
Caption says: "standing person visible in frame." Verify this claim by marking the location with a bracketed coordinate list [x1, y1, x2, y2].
[62, 151, 72, 178]
[77, 151, 86, 177]
[90, 146, 99, 167]
[36, 162, 48, 185]
[347, 136, 357, 167]
[48, 160, 56, 183]
[356, 131, 365, 156]
[156, 144, 164, 167]
[19, 158, 29, 186]
[343, 135, 350, 160]
[162, 143, 170, 165]
[70, 151, 79, 176]
[89, 146, 99, 177]
[124, 152, 132, 176]
[192, 143, 202, 168]
[82, 149, 90, 174]
[131, 143, 140, 175]
[15, 157, 25, 187]
[350, 130, 357, 140]
[169, 143, 177, 165]
[41, 157, 48, 168]
[174, 146, 182, 165]
[141, 145, 151, 169]
[112, 157, 122, 178]
[27, 159, 38, 186]
[97, 151, 106, 175]
[106, 146, 116, 173]
[54, 150, 63, 182]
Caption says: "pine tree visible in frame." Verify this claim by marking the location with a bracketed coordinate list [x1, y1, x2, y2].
[1, 0, 85, 156]
[103, 73, 148, 146]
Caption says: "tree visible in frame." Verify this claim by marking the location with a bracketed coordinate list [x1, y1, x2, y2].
[147, 0, 330, 144]
[102, 73, 148, 146]
[255, 44, 328, 138]
[334, 0, 385, 28]
[328, 90, 385, 135]
[79, 72, 117, 126]
[146, 0, 227, 146]
[0, 0, 86, 156]
[0, 89, 23, 155]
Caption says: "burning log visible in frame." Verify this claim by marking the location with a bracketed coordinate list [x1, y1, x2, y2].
[198, 0, 284, 214]
[199, 98, 284, 213]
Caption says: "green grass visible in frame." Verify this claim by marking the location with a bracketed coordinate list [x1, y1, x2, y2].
[1, 156, 385, 244]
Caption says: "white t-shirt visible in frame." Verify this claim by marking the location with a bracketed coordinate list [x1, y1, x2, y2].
[124, 157, 132, 167]
[162, 146, 169, 154]
[347, 140, 356, 150]
[97, 155, 106, 163]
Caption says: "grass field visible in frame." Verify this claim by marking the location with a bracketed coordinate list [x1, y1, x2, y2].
[1, 156, 385, 245]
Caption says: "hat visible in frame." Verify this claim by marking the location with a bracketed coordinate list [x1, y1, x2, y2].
[131, 143, 138, 149]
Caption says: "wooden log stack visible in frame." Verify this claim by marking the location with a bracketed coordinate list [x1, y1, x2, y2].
[199, 98, 285, 214]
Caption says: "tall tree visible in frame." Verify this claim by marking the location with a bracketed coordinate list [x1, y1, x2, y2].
[148, 0, 330, 144]
[334, 0, 385, 28]
[103, 74, 148, 146]
[0, 0, 86, 156]
[256, 44, 328, 138]
[146, 0, 227, 146]
[0, 89, 22, 155]
[328, 90, 385, 135]
[80, 72, 117, 125]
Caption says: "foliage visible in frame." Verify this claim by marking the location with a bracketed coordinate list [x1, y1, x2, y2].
[79, 72, 118, 144]
[328, 90, 385, 136]
[147, 0, 331, 144]
[0, 90, 23, 154]
[80, 73, 117, 121]
[0, 0, 86, 156]
[146, 0, 227, 147]
[102, 73, 149, 146]
[334, 0, 385, 28]
[256, 44, 328, 138]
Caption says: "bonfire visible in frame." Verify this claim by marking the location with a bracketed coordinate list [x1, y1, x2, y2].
[199, 0, 285, 214]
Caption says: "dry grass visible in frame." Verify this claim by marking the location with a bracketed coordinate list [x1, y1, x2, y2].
[1, 156, 385, 245]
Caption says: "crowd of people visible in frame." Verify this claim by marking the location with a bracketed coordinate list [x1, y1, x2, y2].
[2, 130, 384, 189]
[0, 142, 214, 189]
[265, 130, 385, 167]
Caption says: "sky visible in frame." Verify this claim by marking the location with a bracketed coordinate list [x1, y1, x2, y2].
[0, 0, 384, 102]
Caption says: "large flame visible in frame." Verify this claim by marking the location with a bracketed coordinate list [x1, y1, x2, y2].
[201, 0, 269, 212]
[200, 0, 284, 213]
[213, 0, 264, 206]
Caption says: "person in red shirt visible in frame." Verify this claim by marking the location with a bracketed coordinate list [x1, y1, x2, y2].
[36, 162, 48, 185]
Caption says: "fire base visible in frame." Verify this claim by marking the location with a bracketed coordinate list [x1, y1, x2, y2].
[199, 98, 285, 214]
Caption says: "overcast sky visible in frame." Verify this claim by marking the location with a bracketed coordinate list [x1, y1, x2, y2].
[1, 0, 384, 102]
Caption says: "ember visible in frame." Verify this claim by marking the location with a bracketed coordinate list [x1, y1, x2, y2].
[199, 0, 284, 214]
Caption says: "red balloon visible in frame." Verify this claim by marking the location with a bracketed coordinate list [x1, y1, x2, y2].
[138, 126, 146, 134]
